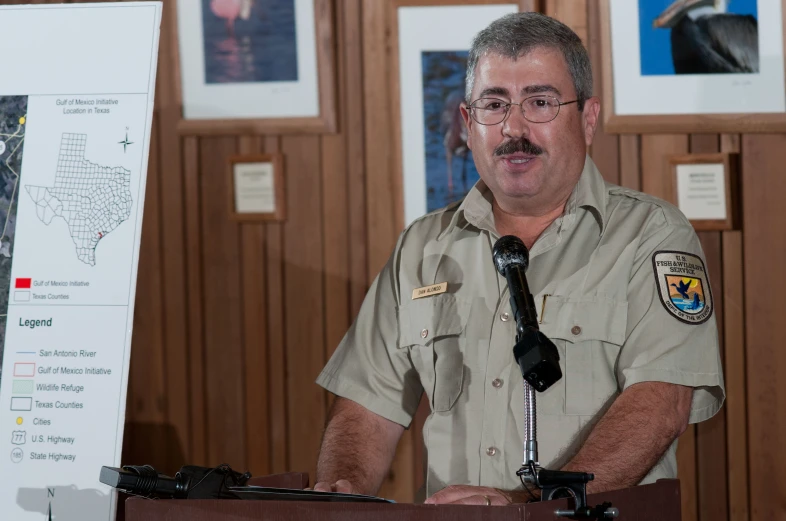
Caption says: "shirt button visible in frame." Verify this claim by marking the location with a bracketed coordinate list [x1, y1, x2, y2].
[420, 329, 429, 339]
[486, 446, 497, 456]
[492, 378, 504, 389]
[500, 312, 510, 322]
[571, 325, 582, 336]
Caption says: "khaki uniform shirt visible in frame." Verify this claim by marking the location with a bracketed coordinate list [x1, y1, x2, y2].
[317, 156, 725, 497]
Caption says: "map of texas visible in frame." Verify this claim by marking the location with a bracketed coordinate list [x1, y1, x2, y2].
[25, 133, 132, 266]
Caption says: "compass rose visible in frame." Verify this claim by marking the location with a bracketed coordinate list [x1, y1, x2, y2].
[118, 131, 134, 153]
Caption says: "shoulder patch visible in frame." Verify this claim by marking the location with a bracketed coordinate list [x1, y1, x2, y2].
[652, 251, 713, 325]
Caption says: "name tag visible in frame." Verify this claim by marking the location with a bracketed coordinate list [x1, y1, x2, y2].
[412, 282, 448, 300]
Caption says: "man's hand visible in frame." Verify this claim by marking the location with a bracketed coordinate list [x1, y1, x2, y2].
[312, 479, 360, 494]
[425, 485, 531, 505]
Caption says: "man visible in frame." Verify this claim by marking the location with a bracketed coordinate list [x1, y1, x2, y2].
[313, 12, 724, 505]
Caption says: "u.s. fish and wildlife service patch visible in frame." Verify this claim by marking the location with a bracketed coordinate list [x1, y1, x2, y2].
[652, 251, 713, 325]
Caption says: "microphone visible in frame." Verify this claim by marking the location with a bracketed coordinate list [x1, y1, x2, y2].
[492, 235, 562, 392]
[100, 464, 251, 499]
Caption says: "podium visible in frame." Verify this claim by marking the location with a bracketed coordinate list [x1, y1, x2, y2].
[124, 473, 681, 520]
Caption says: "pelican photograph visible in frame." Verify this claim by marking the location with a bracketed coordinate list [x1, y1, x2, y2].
[601, 0, 786, 133]
[421, 51, 480, 212]
[642, 0, 758, 75]
[201, 0, 298, 84]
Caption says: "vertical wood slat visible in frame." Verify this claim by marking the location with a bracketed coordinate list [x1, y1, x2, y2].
[156, 0, 190, 471]
[545, 0, 587, 42]
[641, 135, 688, 201]
[262, 138, 288, 475]
[322, 0, 350, 405]
[182, 136, 208, 466]
[199, 137, 246, 466]
[742, 134, 786, 521]
[690, 135, 729, 521]
[127, 117, 168, 468]
[238, 136, 270, 476]
[345, 0, 369, 315]
[618, 135, 640, 191]
[363, 0, 398, 275]
[586, 0, 619, 185]
[282, 136, 326, 483]
[696, 232, 728, 521]
[722, 232, 748, 521]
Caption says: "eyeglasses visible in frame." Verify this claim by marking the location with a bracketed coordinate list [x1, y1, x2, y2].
[468, 95, 579, 125]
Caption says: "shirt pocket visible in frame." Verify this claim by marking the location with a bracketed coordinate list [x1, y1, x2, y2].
[538, 295, 628, 416]
[398, 294, 471, 412]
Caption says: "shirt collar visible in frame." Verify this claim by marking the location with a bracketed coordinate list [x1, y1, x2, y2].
[437, 155, 607, 240]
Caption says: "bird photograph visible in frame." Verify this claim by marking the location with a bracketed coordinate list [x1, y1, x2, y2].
[641, 0, 758, 75]
[421, 51, 481, 212]
[201, 0, 299, 84]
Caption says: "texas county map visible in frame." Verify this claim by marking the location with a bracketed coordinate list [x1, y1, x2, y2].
[0, 96, 27, 377]
[25, 133, 133, 266]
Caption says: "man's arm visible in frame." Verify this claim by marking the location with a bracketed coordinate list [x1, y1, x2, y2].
[427, 381, 692, 504]
[561, 381, 692, 493]
[313, 396, 404, 495]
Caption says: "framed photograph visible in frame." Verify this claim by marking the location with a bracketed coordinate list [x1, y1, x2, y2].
[669, 153, 738, 231]
[227, 154, 286, 221]
[600, 0, 786, 133]
[391, 1, 534, 226]
[173, 0, 336, 135]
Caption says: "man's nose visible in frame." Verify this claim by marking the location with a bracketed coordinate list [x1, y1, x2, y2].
[502, 103, 530, 139]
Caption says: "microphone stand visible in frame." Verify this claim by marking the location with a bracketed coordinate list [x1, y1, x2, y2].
[511, 314, 617, 519]
[492, 235, 617, 518]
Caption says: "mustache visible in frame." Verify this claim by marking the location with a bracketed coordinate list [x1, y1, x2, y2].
[494, 138, 543, 157]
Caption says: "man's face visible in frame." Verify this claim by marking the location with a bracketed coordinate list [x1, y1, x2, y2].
[460, 47, 600, 215]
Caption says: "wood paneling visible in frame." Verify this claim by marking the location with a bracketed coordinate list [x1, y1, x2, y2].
[116, 1, 777, 515]
[742, 134, 786, 521]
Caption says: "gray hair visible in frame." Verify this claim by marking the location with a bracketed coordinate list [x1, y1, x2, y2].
[465, 12, 592, 110]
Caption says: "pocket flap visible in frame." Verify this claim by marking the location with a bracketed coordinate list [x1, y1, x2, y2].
[398, 294, 471, 347]
[537, 295, 627, 345]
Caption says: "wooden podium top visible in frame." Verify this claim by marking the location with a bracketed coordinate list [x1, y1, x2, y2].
[125, 478, 681, 520]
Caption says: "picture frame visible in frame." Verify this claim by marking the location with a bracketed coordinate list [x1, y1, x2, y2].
[391, 0, 535, 226]
[600, 0, 786, 133]
[227, 154, 286, 222]
[171, 0, 337, 135]
[668, 153, 738, 231]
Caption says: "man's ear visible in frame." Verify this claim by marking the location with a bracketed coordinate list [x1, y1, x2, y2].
[460, 103, 473, 150]
[582, 97, 601, 147]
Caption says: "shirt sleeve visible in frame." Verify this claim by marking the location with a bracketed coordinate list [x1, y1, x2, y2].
[316, 234, 423, 427]
[617, 214, 725, 424]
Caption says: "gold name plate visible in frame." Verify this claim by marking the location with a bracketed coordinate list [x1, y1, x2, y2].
[412, 282, 448, 300]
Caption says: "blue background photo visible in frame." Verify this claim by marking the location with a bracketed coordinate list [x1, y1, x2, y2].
[421, 51, 480, 213]
[639, 0, 758, 75]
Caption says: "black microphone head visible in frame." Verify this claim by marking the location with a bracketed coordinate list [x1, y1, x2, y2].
[492, 235, 529, 275]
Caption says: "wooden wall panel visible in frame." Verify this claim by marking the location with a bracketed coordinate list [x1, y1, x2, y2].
[126, 118, 170, 470]
[586, 0, 619, 185]
[742, 134, 786, 521]
[690, 136, 729, 521]
[722, 232, 748, 521]
[182, 136, 208, 466]
[362, 0, 398, 276]
[239, 136, 270, 476]
[282, 135, 326, 481]
[154, 0, 191, 472]
[114, 1, 772, 516]
[199, 137, 247, 466]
